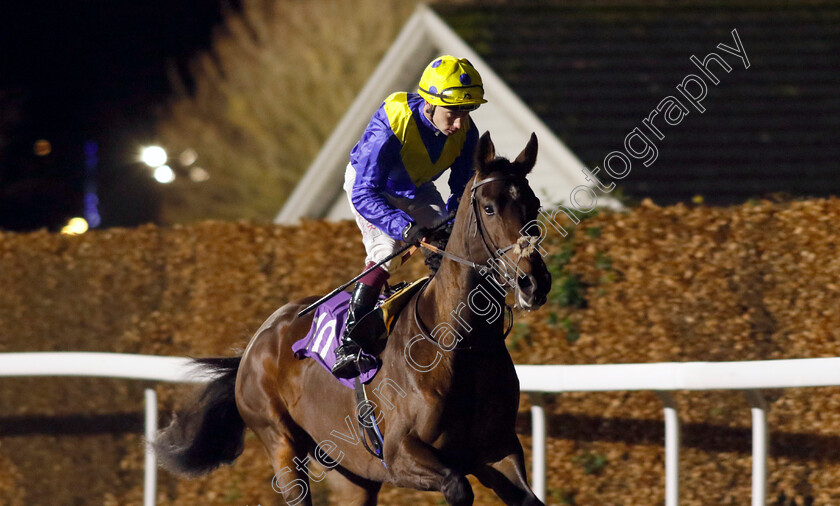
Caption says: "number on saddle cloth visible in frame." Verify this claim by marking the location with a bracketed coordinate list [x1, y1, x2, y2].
[290, 277, 430, 388]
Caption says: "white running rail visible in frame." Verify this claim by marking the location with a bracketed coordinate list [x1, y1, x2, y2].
[3, 353, 840, 505]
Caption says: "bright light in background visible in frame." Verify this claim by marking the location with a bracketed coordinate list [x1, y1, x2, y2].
[61, 217, 89, 235]
[179, 148, 197, 166]
[153, 165, 175, 184]
[33, 139, 52, 156]
[141, 146, 167, 167]
[83, 141, 102, 228]
[189, 166, 209, 182]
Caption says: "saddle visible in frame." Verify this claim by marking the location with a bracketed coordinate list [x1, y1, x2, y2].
[353, 276, 429, 355]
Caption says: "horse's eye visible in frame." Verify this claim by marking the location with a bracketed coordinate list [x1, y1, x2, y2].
[483, 204, 495, 215]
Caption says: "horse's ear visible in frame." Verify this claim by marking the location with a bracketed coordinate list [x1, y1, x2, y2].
[514, 133, 538, 174]
[476, 131, 496, 175]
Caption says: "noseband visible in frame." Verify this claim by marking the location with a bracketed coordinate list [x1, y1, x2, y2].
[413, 174, 537, 350]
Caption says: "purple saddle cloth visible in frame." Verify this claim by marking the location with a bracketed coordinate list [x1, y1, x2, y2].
[291, 290, 380, 389]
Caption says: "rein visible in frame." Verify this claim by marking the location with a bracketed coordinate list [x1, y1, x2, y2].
[412, 174, 528, 351]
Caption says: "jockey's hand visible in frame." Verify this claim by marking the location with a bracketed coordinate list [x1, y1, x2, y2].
[421, 219, 452, 274]
[401, 221, 428, 246]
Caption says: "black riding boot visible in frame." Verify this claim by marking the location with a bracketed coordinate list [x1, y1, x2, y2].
[331, 282, 381, 379]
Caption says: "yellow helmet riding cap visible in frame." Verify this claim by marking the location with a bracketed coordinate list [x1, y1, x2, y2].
[417, 55, 487, 111]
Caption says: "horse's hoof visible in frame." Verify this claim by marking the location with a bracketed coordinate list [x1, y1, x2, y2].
[441, 470, 474, 506]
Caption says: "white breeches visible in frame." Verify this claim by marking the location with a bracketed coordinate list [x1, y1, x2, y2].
[344, 163, 448, 271]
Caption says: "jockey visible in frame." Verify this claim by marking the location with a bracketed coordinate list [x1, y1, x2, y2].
[332, 55, 487, 379]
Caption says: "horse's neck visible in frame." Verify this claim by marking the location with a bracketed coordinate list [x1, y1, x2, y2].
[423, 227, 506, 339]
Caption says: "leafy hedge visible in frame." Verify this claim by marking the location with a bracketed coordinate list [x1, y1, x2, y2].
[2, 198, 840, 505]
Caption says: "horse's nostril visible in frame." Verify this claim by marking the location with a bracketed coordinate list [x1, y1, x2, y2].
[518, 274, 535, 293]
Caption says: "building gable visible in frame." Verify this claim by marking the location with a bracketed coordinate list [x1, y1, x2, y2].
[275, 4, 607, 224]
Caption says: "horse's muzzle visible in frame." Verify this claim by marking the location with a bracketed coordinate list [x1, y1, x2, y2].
[515, 268, 550, 310]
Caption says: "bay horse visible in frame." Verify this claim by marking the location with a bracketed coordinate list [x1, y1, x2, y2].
[154, 132, 552, 505]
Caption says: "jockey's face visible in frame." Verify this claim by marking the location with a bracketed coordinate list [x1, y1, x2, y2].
[424, 102, 471, 136]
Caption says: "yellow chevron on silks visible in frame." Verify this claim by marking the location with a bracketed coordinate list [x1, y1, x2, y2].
[383, 92, 470, 185]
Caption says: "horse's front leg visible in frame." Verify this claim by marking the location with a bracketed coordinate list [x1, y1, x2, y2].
[387, 436, 474, 506]
[473, 437, 544, 506]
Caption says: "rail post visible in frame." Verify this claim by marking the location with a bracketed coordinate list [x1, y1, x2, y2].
[530, 392, 547, 502]
[655, 392, 680, 506]
[744, 390, 768, 506]
[144, 388, 158, 506]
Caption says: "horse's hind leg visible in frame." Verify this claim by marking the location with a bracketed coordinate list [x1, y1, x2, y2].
[260, 432, 314, 506]
[473, 440, 544, 506]
[388, 436, 474, 506]
[326, 469, 381, 506]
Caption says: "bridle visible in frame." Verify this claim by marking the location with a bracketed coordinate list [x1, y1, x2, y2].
[467, 175, 527, 270]
[413, 174, 538, 350]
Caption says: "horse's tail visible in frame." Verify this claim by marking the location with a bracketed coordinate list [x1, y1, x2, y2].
[152, 356, 245, 477]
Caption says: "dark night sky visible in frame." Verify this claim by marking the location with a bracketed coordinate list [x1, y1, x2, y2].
[0, 0, 231, 231]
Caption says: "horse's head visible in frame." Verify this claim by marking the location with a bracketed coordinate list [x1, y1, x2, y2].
[453, 132, 552, 310]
